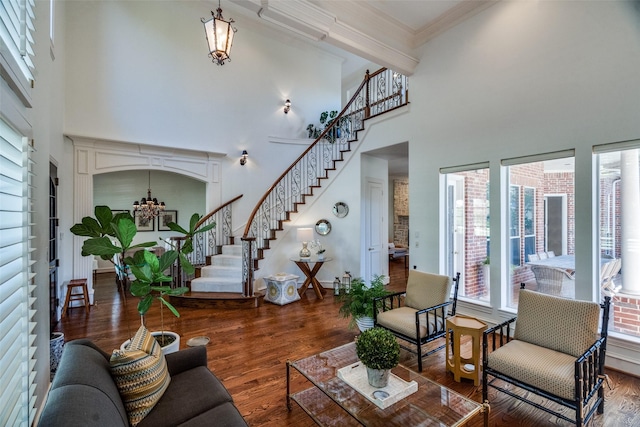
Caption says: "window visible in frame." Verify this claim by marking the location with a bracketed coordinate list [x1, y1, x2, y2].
[0, 118, 38, 425]
[442, 165, 490, 302]
[506, 154, 574, 308]
[597, 145, 640, 339]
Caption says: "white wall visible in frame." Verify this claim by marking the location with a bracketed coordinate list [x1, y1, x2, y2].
[353, 0, 640, 373]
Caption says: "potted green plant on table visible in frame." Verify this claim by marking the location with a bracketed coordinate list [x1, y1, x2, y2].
[337, 275, 389, 331]
[355, 327, 400, 388]
[70, 206, 215, 353]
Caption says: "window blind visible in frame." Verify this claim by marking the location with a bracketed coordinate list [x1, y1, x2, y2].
[0, 118, 37, 426]
[0, 0, 36, 106]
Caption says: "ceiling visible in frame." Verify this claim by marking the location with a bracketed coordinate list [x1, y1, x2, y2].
[229, 0, 497, 77]
[225, 1, 497, 175]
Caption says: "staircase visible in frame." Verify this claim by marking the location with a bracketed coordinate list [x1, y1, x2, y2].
[240, 68, 409, 294]
[190, 245, 242, 293]
[172, 68, 409, 307]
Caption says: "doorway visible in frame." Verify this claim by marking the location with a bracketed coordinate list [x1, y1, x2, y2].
[49, 162, 59, 332]
[545, 195, 566, 255]
[364, 178, 385, 282]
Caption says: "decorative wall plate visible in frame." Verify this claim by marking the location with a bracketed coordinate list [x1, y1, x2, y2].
[333, 202, 349, 218]
[315, 219, 331, 235]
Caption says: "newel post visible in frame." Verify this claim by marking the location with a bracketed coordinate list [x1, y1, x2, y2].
[365, 69, 371, 119]
[241, 236, 255, 297]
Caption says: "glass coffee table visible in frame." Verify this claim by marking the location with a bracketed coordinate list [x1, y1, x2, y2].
[287, 342, 489, 426]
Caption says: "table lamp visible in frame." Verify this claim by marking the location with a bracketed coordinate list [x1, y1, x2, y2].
[297, 228, 314, 258]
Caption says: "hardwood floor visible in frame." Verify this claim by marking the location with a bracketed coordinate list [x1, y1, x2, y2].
[55, 261, 640, 426]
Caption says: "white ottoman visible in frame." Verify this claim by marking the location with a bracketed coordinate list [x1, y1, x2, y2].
[264, 273, 300, 305]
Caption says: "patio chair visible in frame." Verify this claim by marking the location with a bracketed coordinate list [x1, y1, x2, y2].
[373, 270, 460, 372]
[600, 258, 622, 295]
[530, 265, 574, 297]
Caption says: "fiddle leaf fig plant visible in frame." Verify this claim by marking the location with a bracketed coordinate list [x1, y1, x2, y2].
[70, 206, 215, 342]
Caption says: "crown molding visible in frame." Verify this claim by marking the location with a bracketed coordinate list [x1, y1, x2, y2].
[413, 0, 499, 47]
[232, 0, 420, 75]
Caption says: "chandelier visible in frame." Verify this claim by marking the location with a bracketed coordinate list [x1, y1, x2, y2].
[133, 171, 166, 220]
[201, 0, 237, 66]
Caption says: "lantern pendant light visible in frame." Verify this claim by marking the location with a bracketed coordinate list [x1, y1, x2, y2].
[201, 0, 237, 66]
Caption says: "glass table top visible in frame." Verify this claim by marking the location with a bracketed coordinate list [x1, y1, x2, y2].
[288, 342, 486, 427]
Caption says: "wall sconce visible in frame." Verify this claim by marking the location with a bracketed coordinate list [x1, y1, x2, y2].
[284, 99, 291, 114]
[240, 150, 248, 166]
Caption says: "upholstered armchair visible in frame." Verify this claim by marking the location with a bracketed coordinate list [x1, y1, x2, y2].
[373, 270, 460, 372]
[483, 288, 611, 426]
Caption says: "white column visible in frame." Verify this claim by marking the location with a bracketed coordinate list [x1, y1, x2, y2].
[621, 149, 640, 295]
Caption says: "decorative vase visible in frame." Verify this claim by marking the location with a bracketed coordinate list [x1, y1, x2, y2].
[50, 332, 65, 381]
[366, 366, 390, 388]
[355, 316, 374, 332]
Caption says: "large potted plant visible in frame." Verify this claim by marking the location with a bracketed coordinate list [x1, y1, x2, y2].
[70, 206, 215, 353]
[355, 327, 400, 388]
[337, 275, 389, 331]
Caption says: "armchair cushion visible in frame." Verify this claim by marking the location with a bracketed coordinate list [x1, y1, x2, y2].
[487, 339, 576, 400]
[376, 307, 445, 339]
[515, 290, 600, 357]
[404, 271, 451, 311]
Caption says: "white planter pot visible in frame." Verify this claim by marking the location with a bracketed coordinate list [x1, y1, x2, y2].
[121, 331, 180, 355]
[50, 332, 65, 381]
[355, 316, 375, 332]
[482, 264, 490, 287]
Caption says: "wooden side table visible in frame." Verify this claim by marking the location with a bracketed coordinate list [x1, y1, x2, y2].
[446, 315, 487, 386]
[290, 257, 332, 300]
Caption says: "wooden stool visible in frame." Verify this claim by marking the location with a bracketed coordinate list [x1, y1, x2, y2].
[62, 278, 90, 316]
[446, 315, 487, 386]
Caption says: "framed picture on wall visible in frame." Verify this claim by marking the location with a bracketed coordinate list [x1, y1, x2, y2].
[158, 210, 177, 231]
[135, 215, 155, 232]
[112, 209, 131, 217]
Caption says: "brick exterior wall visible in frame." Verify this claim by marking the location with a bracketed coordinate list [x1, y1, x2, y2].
[393, 179, 409, 248]
[460, 170, 490, 299]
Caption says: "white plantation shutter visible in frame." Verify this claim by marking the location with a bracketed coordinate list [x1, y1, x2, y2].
[0, 118, 37, 426]
[0, 0, 36, 106]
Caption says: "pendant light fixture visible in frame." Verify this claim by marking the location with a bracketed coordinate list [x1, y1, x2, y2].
[201, 0, 237, 66]
[133, 171, 166, 220]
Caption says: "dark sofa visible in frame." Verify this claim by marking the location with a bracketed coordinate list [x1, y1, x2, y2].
[38, 339, 247, 427]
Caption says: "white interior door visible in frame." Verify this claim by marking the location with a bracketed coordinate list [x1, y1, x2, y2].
[364, 178, 385, 282]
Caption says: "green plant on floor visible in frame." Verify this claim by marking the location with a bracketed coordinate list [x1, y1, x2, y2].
[355, 327, 400, 371]
[337, 275, 390, 329]
[70, 206, 215, 343]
